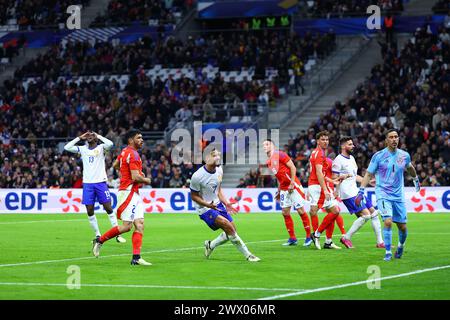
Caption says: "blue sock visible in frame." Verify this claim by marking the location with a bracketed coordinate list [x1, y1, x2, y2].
[398, 229, 408, 248]
[383, 227, 392, 253]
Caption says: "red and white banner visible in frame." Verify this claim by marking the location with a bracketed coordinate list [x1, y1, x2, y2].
[0, 187, 449, 214]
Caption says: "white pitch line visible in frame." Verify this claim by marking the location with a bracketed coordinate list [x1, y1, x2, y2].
[0, 232, 449, 268]
[258, 265, 450, 300]
[0, 219, 85, 225]
[0, 238, 286, 268]
[0, 282, 304, 292]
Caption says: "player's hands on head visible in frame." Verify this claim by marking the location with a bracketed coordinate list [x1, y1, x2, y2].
[79, 132, 91, 140]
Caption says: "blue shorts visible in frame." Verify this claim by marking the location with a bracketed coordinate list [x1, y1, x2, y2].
[377, 199, 407, 224]
[342, 195, 373, 214]
[82, 182, 111, 205]
[199, 203, 233, 231]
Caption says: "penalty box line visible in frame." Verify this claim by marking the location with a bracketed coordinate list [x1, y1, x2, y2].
[258, 265, 450, 300]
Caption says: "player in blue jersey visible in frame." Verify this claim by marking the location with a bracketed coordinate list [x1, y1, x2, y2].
[356, 129, 420, 261]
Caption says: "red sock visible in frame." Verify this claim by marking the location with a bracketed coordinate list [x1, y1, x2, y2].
[132, 231, 143, 255]
[311, 214, 319, 231]
[99, 226, 120, 243]
[326, 220, 335, 239]
[283, 215, 296, 239]
[336, 214, 346, 234]
[318, 213, 338, 233]
[299, 213, 311, 238]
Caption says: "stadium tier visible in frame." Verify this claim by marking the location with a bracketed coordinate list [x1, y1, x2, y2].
[301, 0, 404, 18]
[90, 0, 194, 27]
[0, 27, 340, 189]
[0, 0, 91, 29]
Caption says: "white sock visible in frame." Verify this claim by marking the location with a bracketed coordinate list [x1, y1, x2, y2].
[228, 233, 252, 258]
[398, 242, 404, 248]
[315, 231, 321, 237]
[371, 211, 384, 244]
[107, 212, 118, 227]
[325, 238, 332, 244]
[345, 216, 368, 240]
[88, 215, 101, 237]
[210, 232, 229, 249]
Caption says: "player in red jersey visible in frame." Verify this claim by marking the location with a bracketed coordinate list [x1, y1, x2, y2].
[92, 129, 152, 265]
[263, 139, 312, 246]
[308, 131, 349, 249]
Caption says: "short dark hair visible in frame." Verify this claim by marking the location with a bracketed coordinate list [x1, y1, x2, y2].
[385, 128, 399, 138]
[340, 136, 353, 145]
[316, 130, 329, 140]
[264, 138, 275, 146]
[124, 129, 141, 144]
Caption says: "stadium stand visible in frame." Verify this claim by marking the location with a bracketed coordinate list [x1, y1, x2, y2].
[0, 0, 91, 30]
[1, 26, 338, 188]
[90, 0, 195, 27]
[432, 0, 450, 14]
[302, 0, 404, 18]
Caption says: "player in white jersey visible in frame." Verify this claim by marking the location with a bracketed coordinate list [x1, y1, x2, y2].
[190, 148, 260, 262]
[331, 136, 384, 248]
[64, 131, 126, 243]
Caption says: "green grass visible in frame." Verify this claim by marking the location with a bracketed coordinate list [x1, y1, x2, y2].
[0, 213, 449, 300]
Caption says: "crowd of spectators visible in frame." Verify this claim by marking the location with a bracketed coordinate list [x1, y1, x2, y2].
[0, 35, 27, 65]
[91, 0, 195, 27]
[242, 23, 450, 188]
[303, 0, 404, 18]
[0, 20, 342, 190]
[0, 0, 90, 29]
[0, 138, 202, 189]
[3, 28, 336, 139]
[432, 1, 450, 14]
[0, 0, 191, 29]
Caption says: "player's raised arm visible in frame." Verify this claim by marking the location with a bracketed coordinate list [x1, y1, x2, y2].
[63, 132, 89, 153]
[95, 132, 114, 151]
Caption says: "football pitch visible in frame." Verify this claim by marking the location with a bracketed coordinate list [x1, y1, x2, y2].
[0, 212, 449, 300]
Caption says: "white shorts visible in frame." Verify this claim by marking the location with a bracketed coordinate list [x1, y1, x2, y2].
[308, 184, 338, 209]
[117, 190, 144, 222]
[280, 188, 306, 210]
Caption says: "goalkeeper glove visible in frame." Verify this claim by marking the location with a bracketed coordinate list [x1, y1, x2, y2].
[355, 187, 365, 206]
[413, 177, 421, 192]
